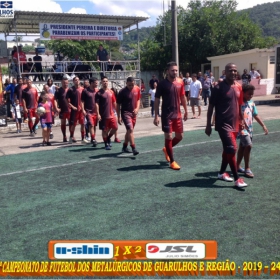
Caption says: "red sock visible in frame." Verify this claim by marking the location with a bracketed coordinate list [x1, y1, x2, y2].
[91, 134, 95, 140]
[103, 137, 108, 144]
[81, 131, 85, 140]
[61, 124, 66, 137]
[165, 139, 174, 163]
[131, 144, 135, 149]
[28, 120, 33, 132]
[172, 137, 181, 147]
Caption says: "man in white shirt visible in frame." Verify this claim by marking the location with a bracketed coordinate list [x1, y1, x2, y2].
[189, 73, 202, 119]
[249, 68, 260, 79]
[183, 72, 192, 105]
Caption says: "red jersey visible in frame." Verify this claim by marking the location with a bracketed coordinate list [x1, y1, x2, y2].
[13, 51, 27, 63]
[22, 87, 38, 109]
[81, 87, 98, 114]
[95, 88, 116, 119]
[55, 87, 69, 113]
[210, 80, 243, 132]
[117, 85, 140, 114]
[155, 78, 185, 119]
[66, 86, 83, 111]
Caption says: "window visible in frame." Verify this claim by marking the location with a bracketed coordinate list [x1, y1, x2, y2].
[270, 56, 275, 64]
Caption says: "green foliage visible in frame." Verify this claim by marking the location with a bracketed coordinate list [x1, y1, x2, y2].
[122, 27, 155, 48]
[240, 2, 280, 39]
[1, 66, 9, 75]
[150, 0, 278, 72]
[22, 45, 35, 53]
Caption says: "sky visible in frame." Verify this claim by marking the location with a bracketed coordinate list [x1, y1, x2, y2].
[5, 0, 280, 40]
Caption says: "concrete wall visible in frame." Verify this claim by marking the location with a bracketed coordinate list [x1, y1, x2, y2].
[209, 49, 275, 79]
[260, 78, 277, 94]
[140, 70, 160, 93]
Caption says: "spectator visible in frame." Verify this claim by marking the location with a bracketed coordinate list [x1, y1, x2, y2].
[10, 98, 22, 133]
[189, 73, 202, 119]
[47, 79, 58, 95]
[33, 50, 44, 81]
[3, 78, 17, 118]
[12, 45, 28, 76]
[183, 72, 192, 105]
[149, 81, 157, 117]
[249, 68, 260, 79]
[197, 71, 203, 84]
[241, 69, 251, 85]
[71, 54, 82, 66]
[97, 44, 109, 78]
[140, 79, 145, 93]
[202, 73, 211, 106]
[11, 46, 17, 56]
[139, 78, 145, 109]
[220, 70, 226, 79]
[27, 58, 35, 79]
[179, 72, 183, 79]
[209, 72, 215, 85]
[149, 74, 159, 90]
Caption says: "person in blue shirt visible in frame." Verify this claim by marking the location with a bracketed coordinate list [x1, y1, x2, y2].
[3, 78, 17, 118]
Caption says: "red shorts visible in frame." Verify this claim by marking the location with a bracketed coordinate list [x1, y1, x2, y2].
[162, 118, 183, 134]
[99, 117, 118, 131]
[86, 113, 97, 127]
[122, 113, 136, 130]
[59, 111, 70, 120]
[27, 108, 39, 119]
[70, 110, 84, 125]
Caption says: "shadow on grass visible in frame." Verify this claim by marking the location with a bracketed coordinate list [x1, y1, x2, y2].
[117, 161, 169, 171]
[164, 171, 245, 191]
[18, 141, 69, 149]
[89, 151, 123, 160]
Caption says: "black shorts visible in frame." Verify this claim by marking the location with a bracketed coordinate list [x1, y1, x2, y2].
[218, 130, 238, 154]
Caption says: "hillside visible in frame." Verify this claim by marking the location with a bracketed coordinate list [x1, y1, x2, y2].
[122, 2, 280, 48]
[240, 2, 280, 39]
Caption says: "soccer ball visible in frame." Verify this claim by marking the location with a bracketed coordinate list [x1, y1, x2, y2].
[37, 106, 46, 115]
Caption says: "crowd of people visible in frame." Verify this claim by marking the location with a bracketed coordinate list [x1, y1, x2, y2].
[3, 61, 268, 189]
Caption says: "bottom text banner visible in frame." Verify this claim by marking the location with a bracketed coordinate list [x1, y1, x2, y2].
[0, 261, 279, 277]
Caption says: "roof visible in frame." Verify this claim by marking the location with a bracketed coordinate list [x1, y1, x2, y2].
[207, 48, 275, 61]
[0, 11, 148, 35]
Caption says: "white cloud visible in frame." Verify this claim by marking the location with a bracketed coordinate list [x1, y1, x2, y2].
[67, 7, 87, 14]
[13, 0, 62, 13]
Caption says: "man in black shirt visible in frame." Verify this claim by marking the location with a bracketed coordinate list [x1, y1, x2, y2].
[97, 44, 109, 79]
[241, 69, 251, 85]
[33, 51, 43, 81]
[205, 63, 247, 188]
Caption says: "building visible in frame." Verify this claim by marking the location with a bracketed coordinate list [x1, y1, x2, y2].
[206, 48, 276, 95]
[207, 48, 275, 79]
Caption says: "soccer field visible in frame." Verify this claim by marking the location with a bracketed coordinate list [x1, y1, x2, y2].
[0, 119, 279, 277]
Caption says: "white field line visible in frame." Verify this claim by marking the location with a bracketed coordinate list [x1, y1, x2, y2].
[0, 131, 279, 177]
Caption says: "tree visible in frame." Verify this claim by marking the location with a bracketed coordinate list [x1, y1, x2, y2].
[148, 0, 277, 72]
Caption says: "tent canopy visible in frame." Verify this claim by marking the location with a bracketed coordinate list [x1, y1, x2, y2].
[0, 10, 148, 35]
